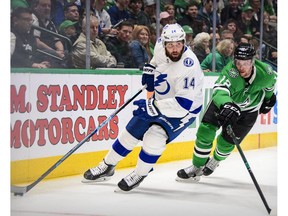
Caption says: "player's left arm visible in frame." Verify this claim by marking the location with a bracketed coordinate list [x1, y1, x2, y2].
[260, 68, 278, 114]
[263, 68, 277, 100]
[212, 74, 234, 109]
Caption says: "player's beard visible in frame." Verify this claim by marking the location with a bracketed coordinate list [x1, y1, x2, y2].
[165, 47, 184, 62]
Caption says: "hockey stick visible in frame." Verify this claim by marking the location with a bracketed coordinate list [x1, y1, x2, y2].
[226, 125, 272, 214]
[11, 84, 147, 196]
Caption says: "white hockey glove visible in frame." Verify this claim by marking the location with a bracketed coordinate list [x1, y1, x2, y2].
[133, 98, 159, 120]
[142, 63, 155, 92]
[146, 97, 159, 117]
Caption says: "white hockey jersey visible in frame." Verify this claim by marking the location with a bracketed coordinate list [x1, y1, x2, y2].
[150, 38, 204, 118]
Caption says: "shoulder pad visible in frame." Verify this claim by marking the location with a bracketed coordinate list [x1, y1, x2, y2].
[228, 68, 239, 78]
[265, 64, 274, 75]
[183, 57, 194, 67]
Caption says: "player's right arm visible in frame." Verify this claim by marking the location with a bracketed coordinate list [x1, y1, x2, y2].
[212, 74, 234, 109]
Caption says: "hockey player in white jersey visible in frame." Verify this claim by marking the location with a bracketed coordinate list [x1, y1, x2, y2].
[82, 23, 204, 191]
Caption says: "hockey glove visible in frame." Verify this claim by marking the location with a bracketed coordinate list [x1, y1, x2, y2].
[260, 93, 276, 114]
[142, 63, 155, 92]
[217, 102, 241, 127]
[133, 98, 159, 120]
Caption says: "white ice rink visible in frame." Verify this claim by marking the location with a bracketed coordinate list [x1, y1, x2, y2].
[10, 147, 281, 216]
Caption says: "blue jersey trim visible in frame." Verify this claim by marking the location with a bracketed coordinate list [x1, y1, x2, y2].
[175, 96, 193, 111]
[191, 105, 202, 114]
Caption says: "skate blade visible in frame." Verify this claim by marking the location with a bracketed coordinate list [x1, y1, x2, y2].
[114, 187, 132, 193]
[175, 176, 201, 182]
[81, 176, 112, 183]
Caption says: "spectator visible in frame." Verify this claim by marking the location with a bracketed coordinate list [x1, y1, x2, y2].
[209, 32, 220, 50]
[262, 11, 277, 48]
[263, 0, 277, 22]
[178, 2, 206, 37]
[32, 0, 66, 66]
[58, 20, 77, 51]
[92, 0, 117, 37]
[220, 29, 234, 41]
[174, 0, 195, 20]
[246, 0, 277, 35]
[11, 7, 51, 68]
[74, 0, 92, 18]
[164, 3, 177, 23]
[104, 0, 116, 10]
[59, 20, 78, 38]
[261, 11, 277, 65]
[237, 5, 259, 39]
[197, 0, 221, 33]
[220, 0, 242, 25]
[50, 0, 70, 28]
[140, 0, 156, 26]
[201, 39, 235, 72]
[129, 25, 152, 69]
[238, 0, 245, 7]
[127, 0, 147, 25]
[160, 11, 173, 26]
[182, 25, 194, 50]
[193, 32, 211, 63]
[217, 0, 225, 16]
[79, 6, 94, 21]
[221, 18, 243, 40]
[107, 0, 131, 26]
[58, 19, 78, 68]
[247, 0, 263, 27]
[11, 0, 30, 11]
[160, 0, 174, 11]
[72, 16, 117, 69]
[105, 20, 136, 68]
[234, 35, 250, 46]
[63, 2, 81, 38]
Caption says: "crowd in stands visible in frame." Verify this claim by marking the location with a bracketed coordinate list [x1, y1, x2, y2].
[11, 0, 277, 72]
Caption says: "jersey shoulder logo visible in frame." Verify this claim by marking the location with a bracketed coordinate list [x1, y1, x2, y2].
[183, 57, 194, 67]
[228, 68, 239, 78]
[265, 65, 273, 75]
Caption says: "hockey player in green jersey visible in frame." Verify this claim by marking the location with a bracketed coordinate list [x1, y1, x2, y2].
[177, 43, 277, 181]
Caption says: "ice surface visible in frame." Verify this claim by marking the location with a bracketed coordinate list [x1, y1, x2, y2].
[11, 147, 278, 216]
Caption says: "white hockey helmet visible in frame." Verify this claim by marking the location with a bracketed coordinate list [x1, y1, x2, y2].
[161, 23, 186, 45]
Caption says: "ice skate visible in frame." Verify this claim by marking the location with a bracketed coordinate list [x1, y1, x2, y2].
[81, 160, 115, 183]
[176, 165, 203, 182]
[203, 157, 220, 176]
[115, 171, 146, 192]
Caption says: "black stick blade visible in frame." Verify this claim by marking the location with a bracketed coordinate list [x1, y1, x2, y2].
[11, 185, 28, 195]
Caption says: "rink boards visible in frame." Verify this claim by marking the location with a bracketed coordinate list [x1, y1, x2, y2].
[10, 69, 277, 184]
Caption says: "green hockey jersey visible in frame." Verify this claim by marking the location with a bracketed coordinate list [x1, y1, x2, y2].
[212, 60, 277, 112]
